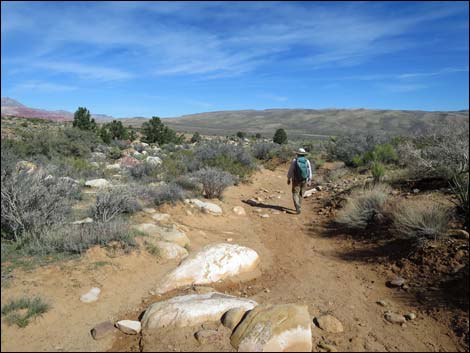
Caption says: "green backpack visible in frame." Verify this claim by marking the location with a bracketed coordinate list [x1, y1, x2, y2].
[294, 156, 309, 181]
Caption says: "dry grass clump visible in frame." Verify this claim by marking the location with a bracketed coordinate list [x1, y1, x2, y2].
[335, 183, 391, 229]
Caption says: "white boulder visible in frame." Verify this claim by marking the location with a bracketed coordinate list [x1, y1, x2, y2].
[233, 206, 246, 216]
[156, 243, 259, 294]
[186, 199, 223, 215]
[154, 241, 188, 261]
[141, 292, 257, 330]
[85, 179, 110, 188]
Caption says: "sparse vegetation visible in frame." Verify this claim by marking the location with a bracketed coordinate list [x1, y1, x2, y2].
[335, 183, 391, 229]
[1, 296, 50, 328]
[392, 200, 450, 242]
[152, 183, 186, 206]
[194, 167, 234, 199]
[90, 187, 141, 223]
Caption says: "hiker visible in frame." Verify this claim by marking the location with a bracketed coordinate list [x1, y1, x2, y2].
[287, 148, 313, 214]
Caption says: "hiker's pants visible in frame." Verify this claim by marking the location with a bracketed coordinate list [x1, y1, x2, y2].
[292, 180, 306, 212]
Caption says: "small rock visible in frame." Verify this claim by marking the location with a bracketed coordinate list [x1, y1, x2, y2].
[85, 178, 110, 188]
[226, 238, 233, 242]
[318, 342, 338, 352]
[115, 320, 141, 335]
[233, 206, 246, 216]
[388, 277, 406, 288]
[91, 321, 116, 340]
[384, 313, 406, 324]
[194, 329, 220, 344]
[413, 188, 420, 193]
[143, 208, 157, 214]
[260, 214, 270, 218]
[314, 315, 344, 333]
[222, 307, 248, 330]
[72, 217, 93, 225]
[376, 300, 388, 307]
[80, 287, 101, 303]
[404, 313, 416, 321]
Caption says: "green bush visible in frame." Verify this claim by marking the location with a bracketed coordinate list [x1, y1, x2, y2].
[142, 116, 183, 145]
[371, 162, 385, 182]
[374, 144, 398, 164]
[90, 187, 141, 222]
[335, 183, 391, 229]
[108, 147, 122, 160]
[273, 128, 288, 144]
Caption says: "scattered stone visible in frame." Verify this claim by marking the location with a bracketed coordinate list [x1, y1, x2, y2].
[72, 217, 93, 225]
[152, 213, 171, 222]
[221, 307, 249, 330]
[150, 241, 189, 260]
[156, 243, 259, 294]
[303, 188, 317, 198]
[91, 321, 116, 340]
[317, 186, 323, 191]
[404, 313, 416, 321]
[384, 312, 406, 324]
[105, 163, 121, 170]
[314, 314, 344, 333]
[412, 188, 420, 194]
[194, 329, 221, 344]
[246, 199, 258, 206]
[233, 206, 246, 216]
[141, 292, 257, 329]
[85, 178, 110, 188]
[260, 214, 270, 218]
[115, 320, 141, 335]
[255, 197, 264, 202]
[133, 223, 160, 235]
[146, 156, 162, 166]
[80, 287, 101, 303]
[186, 199, 223, 215]
[376, 300, 388, 307]
[226, 238, 233, 242]
[158, 225, 190, 247]
[231, 304, 312, 352]
[388, 277, 406, 288]
[143, 208, 157, 214]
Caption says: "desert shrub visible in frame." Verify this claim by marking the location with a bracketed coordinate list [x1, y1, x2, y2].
[371, 162, 385, 182]
[111, 139, 131, 150]
[326, 134, 388, 165]
[1, 170, 79, 241]
[194, 142, 255, 179]
[190, 132, 202, 143]
[129, 161, 159, 180]
[20, 219, 136, 255]
[351, 154, 364, 167]
[392, 200, 450, 242]
[252, 143, 280, 160]
[174, 175, 202, 194]
[90, 187, 141, 222]
[152, 183, 186, 206]
[194, 167, 234, 199]
[335, 183, 391, 229]
[1, 296, 50, 328]
[73, 107, 96, 131]
[373, 143, 398, 164]
[107, 147, 122, 160]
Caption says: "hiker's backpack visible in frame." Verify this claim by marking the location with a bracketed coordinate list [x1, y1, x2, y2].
[294, 156, 309, 181]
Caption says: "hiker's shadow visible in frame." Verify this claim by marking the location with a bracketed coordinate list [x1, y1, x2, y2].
[242, 200, 297, 214]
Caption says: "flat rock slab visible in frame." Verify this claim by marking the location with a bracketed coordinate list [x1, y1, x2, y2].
[116, 320, 141, 335]
[133, 224, 190, 247]
[152, 213, 171, 222]
[151, 241, 189, 261]
[80, 287, 101, 303]
[85, 179, 110, 188]
[141, 292, 257, 330]
[231, 304, 312, 352]
[232, 206, 247, 216]
[186, 199, 223, 215]
[384, 313, 406, 324]
[156, 243, 259, 294]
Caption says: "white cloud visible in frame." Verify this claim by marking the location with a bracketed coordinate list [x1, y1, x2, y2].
[12, 81, 77, 92]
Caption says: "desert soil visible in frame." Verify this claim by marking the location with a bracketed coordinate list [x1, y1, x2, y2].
[0, 164, 464, 352]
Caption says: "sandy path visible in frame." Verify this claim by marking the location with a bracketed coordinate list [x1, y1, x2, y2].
[1, 165, 462, 352]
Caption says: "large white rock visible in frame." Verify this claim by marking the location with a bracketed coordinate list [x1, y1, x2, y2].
[156, 243, 259, 294]
[80, 287, 101, 303]
[146, 156, 162, 166]
[231, 304, 312, 352]
[85, 179, 110, 188]
[186, 199, 223, 215]
[141, 292, 257, 330]
[115, 320, 141, 335]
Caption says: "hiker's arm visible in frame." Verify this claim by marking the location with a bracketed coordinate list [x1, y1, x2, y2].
[287, 159, 295, 183]
[307, 160, 313, 185]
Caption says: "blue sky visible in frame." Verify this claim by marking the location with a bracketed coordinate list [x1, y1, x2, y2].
[1, 1, 469, 117]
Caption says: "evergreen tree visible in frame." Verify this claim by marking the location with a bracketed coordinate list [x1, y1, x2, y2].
[107, 120, 128, 140]
[273, 128, 288, 144]
[73, 107, 94, 131]
[99, 125, 112, 144]
[141, 116, 181, 145]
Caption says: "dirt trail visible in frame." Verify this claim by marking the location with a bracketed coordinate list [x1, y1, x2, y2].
[1, 165, 462, 352]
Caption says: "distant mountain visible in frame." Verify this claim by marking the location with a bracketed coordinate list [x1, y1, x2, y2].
[0, 97, 114, 122]
[164, 108, 470, 138]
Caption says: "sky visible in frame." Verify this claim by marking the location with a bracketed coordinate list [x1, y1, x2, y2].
[1, 1, 469, 118]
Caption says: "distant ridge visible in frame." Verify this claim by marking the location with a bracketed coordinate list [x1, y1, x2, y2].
[1, 97, 468, 137]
